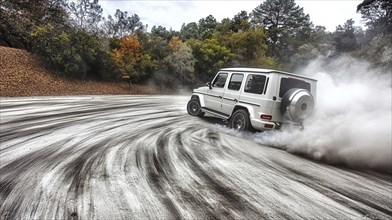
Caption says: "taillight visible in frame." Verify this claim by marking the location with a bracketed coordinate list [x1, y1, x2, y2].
[260, 114, 272, 120]
[264, 124, 274, 129]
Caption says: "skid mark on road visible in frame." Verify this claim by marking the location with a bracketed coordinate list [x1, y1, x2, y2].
[0, 96, 391, 219]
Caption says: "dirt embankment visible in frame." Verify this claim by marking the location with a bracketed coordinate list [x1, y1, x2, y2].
[0, 46, 165, 97]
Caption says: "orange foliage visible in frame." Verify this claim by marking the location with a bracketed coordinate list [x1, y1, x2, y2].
[112, 34, 141, 76]
[168, 35, 182, 52]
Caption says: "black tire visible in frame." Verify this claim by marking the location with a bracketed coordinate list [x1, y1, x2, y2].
[187, 99, 204, 117]
[230, 109, 252, 131]
[280, 88, 314, 123]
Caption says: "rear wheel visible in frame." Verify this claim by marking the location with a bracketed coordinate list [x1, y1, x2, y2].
[230, 109, 251, 131]
[187, 99, 204, 117]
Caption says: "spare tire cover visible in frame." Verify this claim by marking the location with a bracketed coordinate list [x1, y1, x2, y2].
[280, 88, 314, 123]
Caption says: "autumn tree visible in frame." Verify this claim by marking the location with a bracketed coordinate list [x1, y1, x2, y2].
[168, 35, 183, 52]
[112, 35, 141, 81]
[112, 34, 154, 83]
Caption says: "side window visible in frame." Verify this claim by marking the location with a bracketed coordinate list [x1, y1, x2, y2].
[279, 78, 311, 97]
[228, 73, 244, 91]
[212, 73, 228, 88]
[244, 74, 266, 94]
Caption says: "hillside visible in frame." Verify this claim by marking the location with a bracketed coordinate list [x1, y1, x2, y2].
[0, 46, 164, 97]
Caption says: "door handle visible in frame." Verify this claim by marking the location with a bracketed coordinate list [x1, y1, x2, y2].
[234, 99, 238, 102]
[218, 96, 222, 99]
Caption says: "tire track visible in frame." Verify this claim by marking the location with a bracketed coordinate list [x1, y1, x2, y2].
[0, 95, 391, 219]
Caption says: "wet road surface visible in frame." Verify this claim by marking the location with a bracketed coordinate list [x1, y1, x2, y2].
[0, 95, 391, 219]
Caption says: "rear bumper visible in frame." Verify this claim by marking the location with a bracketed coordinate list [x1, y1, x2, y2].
[250, 119, 280, 131]
[250, 119, 302, 131]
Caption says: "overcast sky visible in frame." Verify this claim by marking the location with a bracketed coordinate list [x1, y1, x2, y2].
[99, 0, 364, 32]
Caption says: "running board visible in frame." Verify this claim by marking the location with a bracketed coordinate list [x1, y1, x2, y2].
[201, 108, 230, 120]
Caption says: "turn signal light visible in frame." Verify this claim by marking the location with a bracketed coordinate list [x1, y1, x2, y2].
[260, 114, 272, 120]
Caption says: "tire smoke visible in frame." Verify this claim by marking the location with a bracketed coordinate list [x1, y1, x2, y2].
[255, 56, 392, 172]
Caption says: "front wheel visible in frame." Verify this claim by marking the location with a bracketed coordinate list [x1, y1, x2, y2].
[230, 109, 251, 131]
[187, 99, 204, 117]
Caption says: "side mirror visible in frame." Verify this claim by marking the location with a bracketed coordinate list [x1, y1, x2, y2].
[206, 82, 212, 89]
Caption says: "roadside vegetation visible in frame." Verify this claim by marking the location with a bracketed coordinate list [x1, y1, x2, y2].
[0, 46, 165, 96]
[1, 0, 391, 89]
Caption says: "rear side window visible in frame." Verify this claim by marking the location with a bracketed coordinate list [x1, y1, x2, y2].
[244, 74, 266, 94]
[212, 73, 228, 88]
[228, 73, 244, 90]
[279, 78, 311, 97]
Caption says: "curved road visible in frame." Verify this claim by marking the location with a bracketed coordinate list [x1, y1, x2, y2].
[0, 96, 391, 219]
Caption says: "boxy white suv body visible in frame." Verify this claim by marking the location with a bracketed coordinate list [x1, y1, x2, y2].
[187, 68, 317, 131]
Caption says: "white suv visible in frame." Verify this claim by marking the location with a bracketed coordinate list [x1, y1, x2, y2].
[187, 68, 317, 131]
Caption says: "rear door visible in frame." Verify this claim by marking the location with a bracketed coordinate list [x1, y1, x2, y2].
[278, 76, 311, 98]
[271, 74, 313, 120]
[221, 73, 244, 115]
[240, 73, 274, 115]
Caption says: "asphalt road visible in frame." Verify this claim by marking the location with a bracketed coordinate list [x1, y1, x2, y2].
[0, 95, 391, 219]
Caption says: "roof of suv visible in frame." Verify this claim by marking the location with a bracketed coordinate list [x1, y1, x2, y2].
[220, 68, 317, 81]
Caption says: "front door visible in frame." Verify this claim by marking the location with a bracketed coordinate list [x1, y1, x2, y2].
[205, 72, 228, 112]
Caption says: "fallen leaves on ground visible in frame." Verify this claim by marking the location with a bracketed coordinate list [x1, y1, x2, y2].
[0, 46, 169, 97]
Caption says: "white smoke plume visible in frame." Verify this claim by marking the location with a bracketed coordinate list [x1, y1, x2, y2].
[254, 56, 392, 172]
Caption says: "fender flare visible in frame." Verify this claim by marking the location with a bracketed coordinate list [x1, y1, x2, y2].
[190, 93, 206, 108]
[231, 104, 255, 119]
